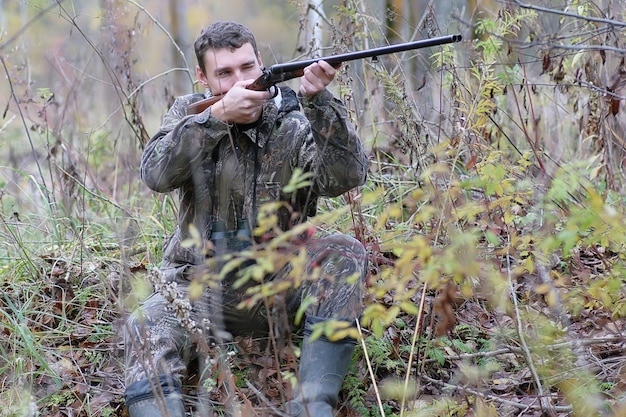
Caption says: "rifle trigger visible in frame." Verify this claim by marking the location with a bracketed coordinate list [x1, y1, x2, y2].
[372, 56, 379, 63]
[268, 85, 279, 98]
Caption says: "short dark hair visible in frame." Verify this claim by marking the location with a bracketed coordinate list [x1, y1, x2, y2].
[194, 21, 259, 74]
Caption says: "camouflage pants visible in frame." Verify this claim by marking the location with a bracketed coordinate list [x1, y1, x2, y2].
[123, 233, 367, 393]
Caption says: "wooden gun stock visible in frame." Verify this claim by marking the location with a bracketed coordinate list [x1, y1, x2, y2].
[187, 68, 307, 115]
[187, 95, 222, 115]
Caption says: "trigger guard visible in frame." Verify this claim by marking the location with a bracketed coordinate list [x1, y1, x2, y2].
[268, 85, 279, 98]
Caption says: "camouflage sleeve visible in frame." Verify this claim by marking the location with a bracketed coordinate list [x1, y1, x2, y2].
[299, 89, 368, 197]
[141, 95, 230, 193]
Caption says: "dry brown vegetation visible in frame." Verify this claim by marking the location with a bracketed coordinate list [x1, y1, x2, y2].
[1, 1, 626, 416]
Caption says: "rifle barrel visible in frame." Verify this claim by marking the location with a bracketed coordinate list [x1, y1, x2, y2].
[269, 34, 462, 74]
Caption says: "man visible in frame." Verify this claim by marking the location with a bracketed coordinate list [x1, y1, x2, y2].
[124, 21, 369, 417]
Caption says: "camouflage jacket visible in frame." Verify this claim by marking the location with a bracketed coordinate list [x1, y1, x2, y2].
[141, 87, 368, 269]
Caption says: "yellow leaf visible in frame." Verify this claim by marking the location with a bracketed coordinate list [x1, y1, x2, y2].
[400, 301, 419, 315]
[504, 209, 514, 225]
[534, 282, 552, 295]
[524, 256, 535, 274]
[362, 188, 385, 205]
[379, 377, 418, 401]
[188, 280, 204, 300]
[589, 164, 603, 180]
[545, 289, 559, 308]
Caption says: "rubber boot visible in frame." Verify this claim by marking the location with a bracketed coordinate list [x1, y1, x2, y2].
[284, 316, 357, 417]
[125, 375, 185, 417]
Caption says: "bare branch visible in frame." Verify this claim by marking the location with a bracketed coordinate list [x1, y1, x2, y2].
[421, 374, 574, 413]
[125, 0, 194, 87]
[0, 0, 68, 52]
[510, 0, 626, 28]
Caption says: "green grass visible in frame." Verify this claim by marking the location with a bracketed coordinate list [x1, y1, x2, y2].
[3, 2, 626, 416]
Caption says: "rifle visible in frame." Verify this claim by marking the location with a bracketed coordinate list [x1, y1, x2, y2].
[187, 34, 462, 115]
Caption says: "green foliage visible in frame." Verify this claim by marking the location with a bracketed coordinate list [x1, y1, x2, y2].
[363, 336, 405, 374]
[3, 2, 626, 416]
[410, 398, 468, 417]
[348, 3, 626, 415]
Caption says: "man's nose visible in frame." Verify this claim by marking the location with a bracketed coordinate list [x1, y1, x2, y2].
[234, 70, 246, 82]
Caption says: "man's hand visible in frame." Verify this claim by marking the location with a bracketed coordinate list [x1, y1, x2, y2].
[211, 80, 271, 124]
[299, 61, 339, 97]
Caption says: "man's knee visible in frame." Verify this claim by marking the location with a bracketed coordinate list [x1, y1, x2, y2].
[304, 234, 367, 319]
[314, 234, 367, 270]
[318, 234, 366, 257]
[315, 234, 368, 285]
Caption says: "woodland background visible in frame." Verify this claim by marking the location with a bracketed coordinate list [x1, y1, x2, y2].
[1, 0, 626, 416]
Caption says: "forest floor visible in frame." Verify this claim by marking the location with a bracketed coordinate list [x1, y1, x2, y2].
[4, 242, 625, 417]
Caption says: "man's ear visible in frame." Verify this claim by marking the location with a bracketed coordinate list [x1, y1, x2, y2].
[196, 65, 209, 89]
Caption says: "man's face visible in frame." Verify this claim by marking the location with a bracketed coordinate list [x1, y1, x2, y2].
[197, 43, 263, 96]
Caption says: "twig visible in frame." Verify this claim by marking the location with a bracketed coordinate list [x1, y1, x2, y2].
[125, 0, 194, 87]
[0, 1, 67, 52]
[246, 381, 290, 417]
[0, 56, 52, 206]
[418, 336, 625, 365]
[357, 319, 386, 417]
[506, 251, 554, 414]
[420, 374, 573, 413]
[401, 282, 428, 414]
[125, 68, 192, 101]
[510, 0, 626, 28]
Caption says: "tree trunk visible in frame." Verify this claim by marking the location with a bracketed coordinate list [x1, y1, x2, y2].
[168, 0, 188, 97]
[297, 0, 324, 57]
